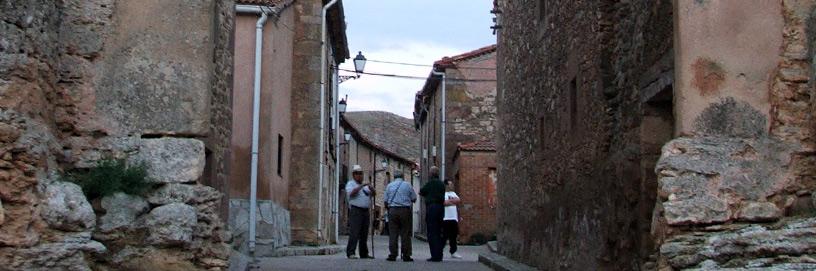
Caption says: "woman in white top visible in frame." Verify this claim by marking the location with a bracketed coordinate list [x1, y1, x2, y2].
[442, 180, 462, 259]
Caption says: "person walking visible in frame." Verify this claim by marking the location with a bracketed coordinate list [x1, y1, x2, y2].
[384, 171, 417, 262]
[419, 166, 445, 262]
[442, 180, 463, 259]
[345, 165, 374, 259]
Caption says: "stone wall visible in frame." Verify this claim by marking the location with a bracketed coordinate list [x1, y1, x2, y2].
[653, 1, 816, 270]
[0, 0, 234, 269]
[207, 0, 236, 219]
[495, 0, 673, 269]
[288, 0, 344, 245]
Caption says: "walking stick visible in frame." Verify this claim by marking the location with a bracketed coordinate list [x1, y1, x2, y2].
[370, 184, 375, 258]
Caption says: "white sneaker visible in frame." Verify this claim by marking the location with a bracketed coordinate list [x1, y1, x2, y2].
[451, 253, 463, 259]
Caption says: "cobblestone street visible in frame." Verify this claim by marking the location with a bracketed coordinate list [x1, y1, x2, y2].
[258, 236, 491, 271]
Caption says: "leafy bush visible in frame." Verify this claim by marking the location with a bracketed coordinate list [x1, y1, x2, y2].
[469, 233, 489, 245]
[66, 158, 153, 200]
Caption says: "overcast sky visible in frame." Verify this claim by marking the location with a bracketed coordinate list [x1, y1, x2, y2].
[338, 0, 497, 119]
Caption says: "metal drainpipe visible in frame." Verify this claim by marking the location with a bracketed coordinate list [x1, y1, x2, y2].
[431, 70, 446, 181]
[236, 4, 272, 253]
[333, 66, 341, 243]
[318, 0, 340, 242]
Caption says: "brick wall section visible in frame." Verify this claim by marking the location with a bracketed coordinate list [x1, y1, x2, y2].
[205, 0, 236, 219]
[451, 150, 497, 244]
[495, 0, 673, 269]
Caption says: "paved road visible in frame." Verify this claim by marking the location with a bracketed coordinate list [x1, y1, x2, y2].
[258, 235, 492, 271]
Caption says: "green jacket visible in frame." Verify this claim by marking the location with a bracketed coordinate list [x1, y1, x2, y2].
[419, 178, 445, 205]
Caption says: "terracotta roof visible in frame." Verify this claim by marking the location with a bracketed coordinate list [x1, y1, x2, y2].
[235, 0, 285, 5]
[342, 111, 420, 164]
[434, 44, 497, 69]
[458, 140, 496, 152]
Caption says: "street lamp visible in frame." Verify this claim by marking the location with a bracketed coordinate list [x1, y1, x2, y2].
[353, 51, 367, 77]
[338, 98, 347, 114]
[381, 159, 388, 170]
[344, 132, 351, 141]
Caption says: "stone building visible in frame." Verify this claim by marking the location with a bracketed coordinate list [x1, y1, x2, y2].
[413, 45, 497, 237]
[414, 45, 497, 185]
[287, 0, 349, 246]
[450, 140, 497, 244]
[339, 111, 420, 235]
[495, 0, 816, 270]
[228, 0, 349, 254]
[0, 0, 235, 269]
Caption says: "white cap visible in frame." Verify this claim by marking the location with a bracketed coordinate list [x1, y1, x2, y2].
[352, 165, 363, 172]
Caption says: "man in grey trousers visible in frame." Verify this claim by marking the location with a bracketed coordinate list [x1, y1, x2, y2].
[384, 171, 417, 262]
[346, 165, 374, 259]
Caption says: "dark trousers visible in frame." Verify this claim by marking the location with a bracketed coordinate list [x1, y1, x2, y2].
[387, 207, 413, 259]
[425, 203, 444, 260]
[346, 206, 370, 257]
[442, 220, 459, 254]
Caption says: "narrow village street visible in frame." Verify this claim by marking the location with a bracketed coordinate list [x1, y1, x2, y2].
[4, 0, 816, 270]
[258, 236, 491, 271]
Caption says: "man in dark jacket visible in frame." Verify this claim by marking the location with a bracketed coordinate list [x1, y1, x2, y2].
[419, 166, 445, 262]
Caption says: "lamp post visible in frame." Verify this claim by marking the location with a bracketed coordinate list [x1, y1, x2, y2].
[335, 52, 364, 243]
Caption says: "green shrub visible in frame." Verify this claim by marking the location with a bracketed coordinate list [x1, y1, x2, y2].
[469, 233, 489, 245]
[66, 158, 153, 200]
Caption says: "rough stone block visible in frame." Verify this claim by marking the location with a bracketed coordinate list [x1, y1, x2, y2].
[130, 138, 205, 183]
[145, 203, 197, 246]
[41, 181, 95, 232]
[0, 232, 106, 271]
[660, 217, 816, 269]
[98, 192, 149, 233]
[657, 137, 797, 226]
[737, 202, 782, 222]
[146, 183, 221, 205]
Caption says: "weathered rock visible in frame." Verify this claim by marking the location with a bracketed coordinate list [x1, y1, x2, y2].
[0, 202, 41, 247]
[129, 138, 205, 183]
[146, 183, 221, 205]
[737, 202, 782, 222]
[110, 246, 200, 271]
[0, 123, 20, 143]
[98, 192, 148, 233]
[41, 181, 95, 232]
[0, 232, 105, 271]
[0, 198, 4, 225]
[660, 217, 816, 269]
[656, 137, 796, 226]
[145, 203, 197, 246]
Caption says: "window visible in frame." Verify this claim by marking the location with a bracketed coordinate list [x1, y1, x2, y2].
[277, 134, 283, 177]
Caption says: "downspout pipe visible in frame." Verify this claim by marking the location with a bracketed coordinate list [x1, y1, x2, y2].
[333, 66, 341, 243]
[431, 70, 446, 182]
[319, 0, 340, 242]
[236, 4, 272, 253]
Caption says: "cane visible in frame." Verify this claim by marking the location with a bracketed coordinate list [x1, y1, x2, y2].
[369, 184, 376, 258]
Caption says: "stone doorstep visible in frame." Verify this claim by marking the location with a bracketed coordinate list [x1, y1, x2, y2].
[478, 251, 538, 271]
[255, 244, 345, 258]
[487, 241, 498, 253]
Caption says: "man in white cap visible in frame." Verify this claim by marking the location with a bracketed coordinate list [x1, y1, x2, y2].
[345, 165, 374, 259]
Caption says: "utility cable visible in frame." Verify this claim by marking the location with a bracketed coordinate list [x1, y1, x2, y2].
[366, 59, 496, 70]
[338, 68, 496, 82]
